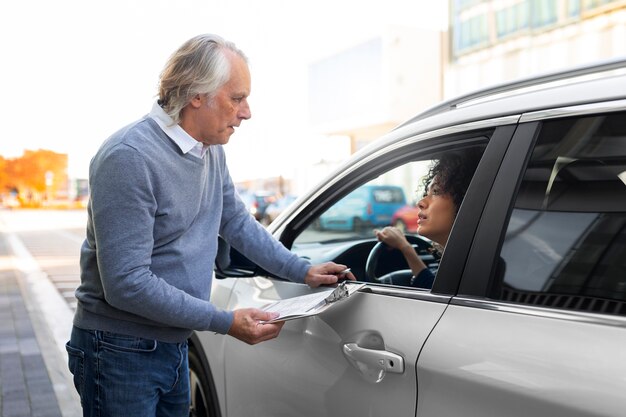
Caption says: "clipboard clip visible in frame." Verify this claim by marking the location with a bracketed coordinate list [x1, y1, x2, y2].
[324, 281, 350, 304]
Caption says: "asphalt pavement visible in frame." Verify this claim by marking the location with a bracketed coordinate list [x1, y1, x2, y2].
[0, 210, 82, 417]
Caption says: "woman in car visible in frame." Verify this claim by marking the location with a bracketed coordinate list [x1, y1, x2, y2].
[374, 148, 482, 288]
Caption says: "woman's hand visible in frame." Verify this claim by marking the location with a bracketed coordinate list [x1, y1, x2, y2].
[374, 227, 412, 251]
[374, 227, 426, 276]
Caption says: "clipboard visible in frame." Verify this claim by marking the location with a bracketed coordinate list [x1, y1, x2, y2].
[261, 281, 365, 323]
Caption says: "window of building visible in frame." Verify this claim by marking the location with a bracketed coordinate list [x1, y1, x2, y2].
[567, 0, 582, 17]
[454, 14, 490, 53]
[496, 1, 530, 38]
[530, 0, 559, 28]
[584, 0, 620, 10]
[454, 0, 484, 11]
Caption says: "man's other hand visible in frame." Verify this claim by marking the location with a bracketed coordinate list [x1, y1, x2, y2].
[304, 262, 356, 288]
[227, 308, 285, 345]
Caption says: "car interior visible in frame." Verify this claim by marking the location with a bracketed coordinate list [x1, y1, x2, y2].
[216, 142, 495, 289]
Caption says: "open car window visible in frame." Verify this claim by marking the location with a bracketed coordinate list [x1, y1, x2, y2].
[295, 160, 431, 245]
[291, 143, 488, 286]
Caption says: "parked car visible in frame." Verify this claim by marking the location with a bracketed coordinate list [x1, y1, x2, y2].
[189, 58, 626, 417]
[261, 194, 298, 225]
[391, 202, 420, 233]
[318, 184, 407, 231]
[238, 190, 276, 221]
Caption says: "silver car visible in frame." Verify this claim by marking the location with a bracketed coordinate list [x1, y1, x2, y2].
[189, 58, 626, 417]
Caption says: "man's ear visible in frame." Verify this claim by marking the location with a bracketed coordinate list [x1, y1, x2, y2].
[189, 94, 204, 109]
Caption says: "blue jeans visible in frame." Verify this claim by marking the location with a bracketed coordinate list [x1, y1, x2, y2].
[66, 326, 190, 417]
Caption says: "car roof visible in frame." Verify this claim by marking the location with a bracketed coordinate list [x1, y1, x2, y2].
[400, 56, 626, 128]
[362, 57, 626, 157]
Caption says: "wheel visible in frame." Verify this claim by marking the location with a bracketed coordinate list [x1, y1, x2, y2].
[393, 219, 407, 233]
[364, 234, 434, 284]
[352, 217, 365, 231]
[188, 346, 219, 417]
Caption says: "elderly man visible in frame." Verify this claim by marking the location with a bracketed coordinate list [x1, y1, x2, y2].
[66, 34, 352, 417]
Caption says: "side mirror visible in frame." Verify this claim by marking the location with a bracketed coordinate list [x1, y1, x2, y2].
[214, 236, 260, 279]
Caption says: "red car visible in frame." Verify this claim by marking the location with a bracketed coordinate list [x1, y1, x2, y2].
[391, 203, 420, 233]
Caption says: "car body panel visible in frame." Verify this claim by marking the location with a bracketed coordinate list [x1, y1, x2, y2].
[209, 277, 449, 417]
[418, 304, 626, 417]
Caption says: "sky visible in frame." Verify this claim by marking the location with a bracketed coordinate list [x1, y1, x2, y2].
[0, 0, 447, 182]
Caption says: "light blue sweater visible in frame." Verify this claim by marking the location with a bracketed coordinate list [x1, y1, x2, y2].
[74, 116, 310, 343]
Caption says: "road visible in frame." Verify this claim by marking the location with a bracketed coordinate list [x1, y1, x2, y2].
[0, 209, 86, 311]
[0, 209, 86, 354]
[0, 208, 86, 417]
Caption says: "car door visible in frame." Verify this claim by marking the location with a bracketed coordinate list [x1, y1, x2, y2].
[214, 123, 516, 417]
[417, 105, 626, 416]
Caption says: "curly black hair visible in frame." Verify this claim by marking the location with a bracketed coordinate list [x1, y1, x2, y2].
[422, 147, 484, 215]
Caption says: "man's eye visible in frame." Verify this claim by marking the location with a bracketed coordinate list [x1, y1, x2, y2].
[232, 97, 243, 103]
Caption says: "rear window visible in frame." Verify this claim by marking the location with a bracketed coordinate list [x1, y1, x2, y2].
[372, 188, 405, 203]
[492, 112, 626, 315]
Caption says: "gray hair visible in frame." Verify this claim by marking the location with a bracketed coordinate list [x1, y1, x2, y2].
[157, 34, 248, 124]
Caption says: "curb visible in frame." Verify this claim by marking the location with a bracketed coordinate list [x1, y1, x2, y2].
[2, 227, 81, 417]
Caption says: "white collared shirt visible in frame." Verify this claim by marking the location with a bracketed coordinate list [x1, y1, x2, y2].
[148, 101, 209, 159]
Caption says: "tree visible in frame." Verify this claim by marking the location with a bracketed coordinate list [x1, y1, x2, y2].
[0, 156, 7, 193]
[0, 149, 68, 205]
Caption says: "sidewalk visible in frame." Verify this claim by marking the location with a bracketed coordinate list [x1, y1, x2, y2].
[0, 226, 81, 417]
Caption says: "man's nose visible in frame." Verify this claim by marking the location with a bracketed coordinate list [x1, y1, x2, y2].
[239, 100, 251, 120]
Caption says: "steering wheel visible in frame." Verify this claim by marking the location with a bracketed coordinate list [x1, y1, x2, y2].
[365, 234, 435, 285]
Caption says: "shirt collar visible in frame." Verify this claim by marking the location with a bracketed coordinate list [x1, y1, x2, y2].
[149, 101, 209, 159]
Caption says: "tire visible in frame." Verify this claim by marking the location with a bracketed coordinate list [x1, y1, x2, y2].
[353, 217, 365, 231]
[188, 345, 220, 417]
[394, 219, 407, 233]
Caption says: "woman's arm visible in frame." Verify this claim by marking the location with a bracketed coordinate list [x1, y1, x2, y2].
[374, 227, 427, 276]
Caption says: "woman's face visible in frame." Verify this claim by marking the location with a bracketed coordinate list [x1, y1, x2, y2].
[417, 177, 457, 246]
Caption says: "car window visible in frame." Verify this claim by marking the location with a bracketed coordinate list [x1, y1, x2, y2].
[296, 161, 430, 245]
[291, 142, 488, 285]
[492, 112, 626, 315]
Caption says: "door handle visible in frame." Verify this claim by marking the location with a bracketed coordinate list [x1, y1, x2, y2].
[342, 342, 405, 383]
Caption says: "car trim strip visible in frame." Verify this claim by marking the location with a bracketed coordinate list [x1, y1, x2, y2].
[388, 115, 520, 154]
[451, 296, 626, 328]
[359, 284, 452, 304]
[335, 116, 520, 185]
[520, 98, 626, 122]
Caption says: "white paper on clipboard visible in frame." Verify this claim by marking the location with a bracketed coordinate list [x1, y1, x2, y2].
[261, 282, 365, 322]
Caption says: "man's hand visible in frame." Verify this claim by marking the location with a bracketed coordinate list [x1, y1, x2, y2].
[304, 262, 356, 288]
[227, 308, 285, 345]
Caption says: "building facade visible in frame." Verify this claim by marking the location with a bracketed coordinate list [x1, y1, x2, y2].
[307, 25, 444, 153]
[447, 0, 626, 96]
